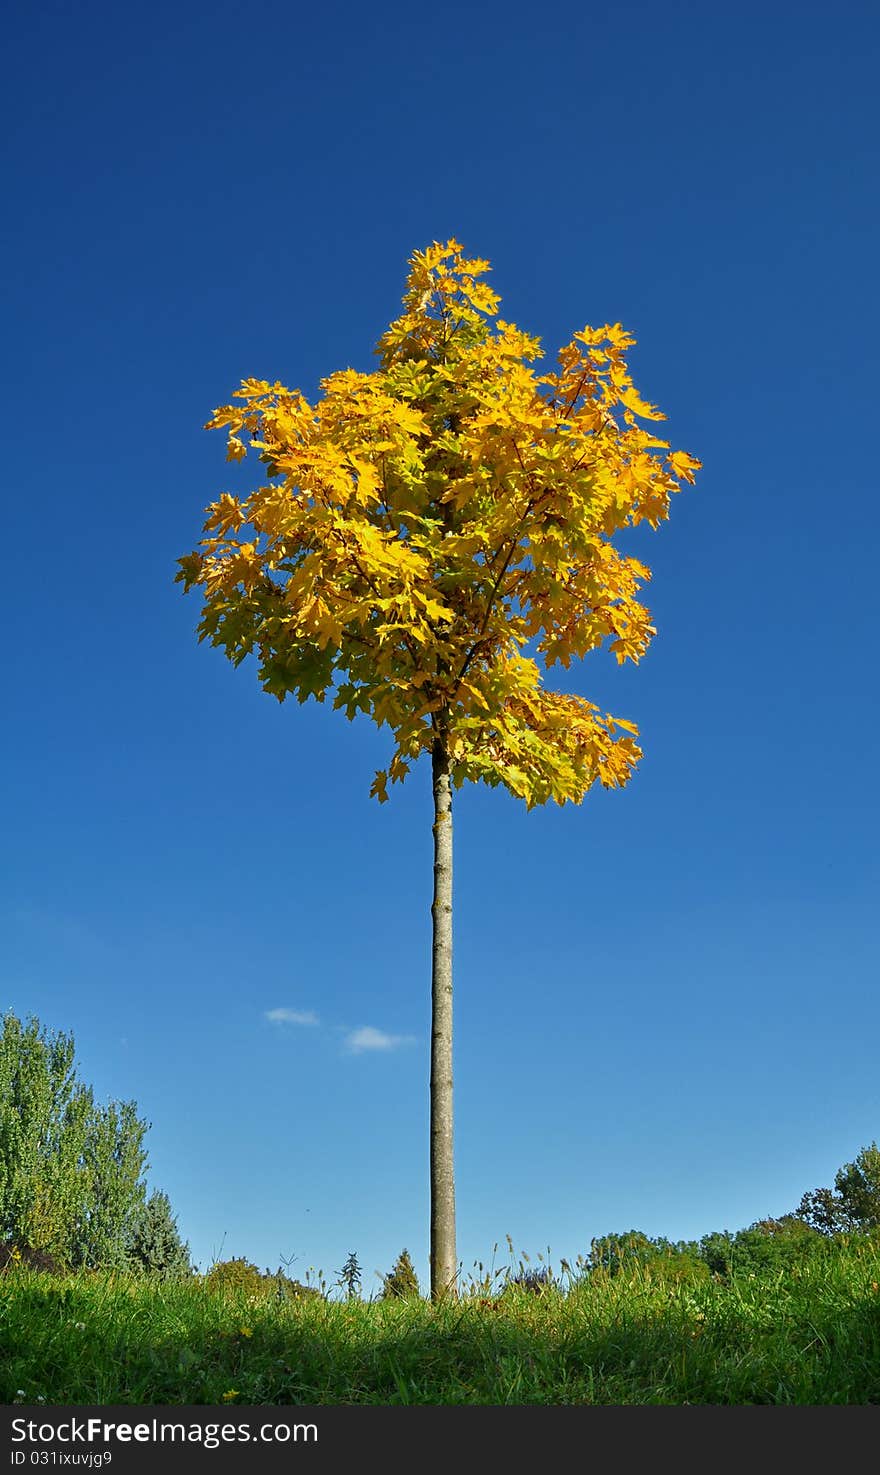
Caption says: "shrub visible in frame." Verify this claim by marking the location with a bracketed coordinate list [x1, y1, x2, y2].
[0, 1241, 64, 1275]
[204, 1257, 265, 1297]
[203, 1257, 319, 1301]
[504, 1265, 556, 1295]
[273, 1269, 320, 1302]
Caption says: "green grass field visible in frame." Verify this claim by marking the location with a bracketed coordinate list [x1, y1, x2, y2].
[5, 1240, 880, 1405]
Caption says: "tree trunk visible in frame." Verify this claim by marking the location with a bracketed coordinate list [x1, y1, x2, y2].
[430, 736, 457, 1299]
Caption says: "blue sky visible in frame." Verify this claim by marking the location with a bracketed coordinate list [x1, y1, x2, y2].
[3, 0, 878, 1289]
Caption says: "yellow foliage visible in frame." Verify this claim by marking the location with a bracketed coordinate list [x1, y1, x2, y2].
[177, 239, 699, 808]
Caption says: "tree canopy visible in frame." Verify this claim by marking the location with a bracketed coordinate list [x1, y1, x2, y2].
[0, 1011, 147, 1267]
[0, 1011, 188, 1275]
[177, 238, 699, 809]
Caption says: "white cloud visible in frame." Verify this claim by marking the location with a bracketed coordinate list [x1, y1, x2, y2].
[265, 1008, 319, 1026]
[344, 1025, 415, 1055]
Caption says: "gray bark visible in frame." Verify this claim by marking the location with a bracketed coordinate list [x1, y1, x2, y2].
[430, 736, 457, 1299]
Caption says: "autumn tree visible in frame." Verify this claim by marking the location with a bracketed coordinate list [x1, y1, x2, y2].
[177, 240, 699, 1298]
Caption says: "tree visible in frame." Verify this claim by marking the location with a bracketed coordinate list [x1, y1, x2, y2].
[699, 1217, 821, 1278]
[177, 239, 698, 1297]
[834, 1143, 880, 1230]
[336, 1250, 362, 1300]
[588, 1229, 659, 1276]
[0, 1011, 92, 1260]
[587, 1230, 707, 1285]
[124, 1189, 193, 1278]
[794, 1186, 852, 1236]
[381, 1246, 420, 1299]
[795, 1144, 880, 1235]
[72, 1097, 150, 1269]
[0, 1011, 174, 1270]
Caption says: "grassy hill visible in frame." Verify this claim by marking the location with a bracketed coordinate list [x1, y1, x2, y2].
[4, 1236, 880, 1405]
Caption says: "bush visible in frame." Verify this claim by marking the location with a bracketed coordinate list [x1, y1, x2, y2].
[504, 1265, 556, 1295]
[203, 1257, 319, 1301]
[0, 1241, 64, 1275]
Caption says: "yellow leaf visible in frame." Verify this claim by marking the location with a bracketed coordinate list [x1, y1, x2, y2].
[619, 387, 665, 421]
[370, 770, 389, 803]
[667, 450, 702, 484]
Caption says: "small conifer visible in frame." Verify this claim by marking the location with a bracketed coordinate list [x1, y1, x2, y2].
[381, 1248, 420, 1299]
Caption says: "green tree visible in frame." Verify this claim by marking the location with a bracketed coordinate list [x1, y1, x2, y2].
[75, 1098, 150, 1269]
[586, 1230, 707, 1285]
[794, 1186, 851, 1236]
[0, 1011, 153, 1268]
[336, 1251, 362, 1300]
[834, 1143, 880, 1230]
[701, 1217, 822, 1277]
[178, 240, 698, 1297]
[0, 1013, 90, 1259]
[381, 1247, 420, 1299]
[124, 1190, 192, 1278]
[588, 1229, 657, 1275]
[794, 1144, 880, 1235]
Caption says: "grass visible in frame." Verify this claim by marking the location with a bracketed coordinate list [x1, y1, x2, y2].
[4, 1242, 880, 1405]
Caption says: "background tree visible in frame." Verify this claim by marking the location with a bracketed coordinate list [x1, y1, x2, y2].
[124, 1189, 192, 1278]
[336, 1250, 362, 1300]
[795, 1143, 880, 1235]
[0, 1010, 178, 1270]
[699, 1218, 822, 1278]
[177, 239, 698, 1297]
[72, 1098, 150, 1270]
[587, 1229, 708, 1286]
[588, 1229, 659, 1276]
[834, 1143, 880, 1230]
[0, 1011, 92, 1261]
[794, 1186, 852, 1236]
[381, 1246, 420, 1299]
